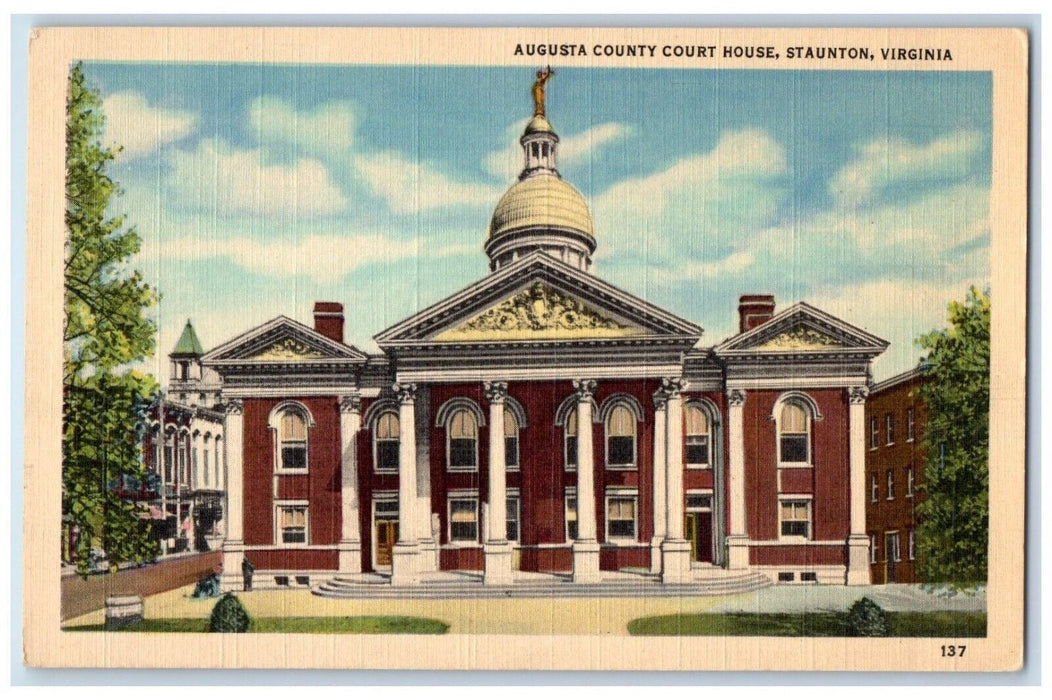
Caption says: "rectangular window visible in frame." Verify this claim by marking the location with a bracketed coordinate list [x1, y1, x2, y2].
[887, 532, 901, 562]
[686, 435, 710, 467]
[907, 408, 916, 442]
[506, 496, 520, 542]
[448, 498, 479, 543]
[606, 495, 638, 540]
[565, 436, 577, 471]
[885, 414, 895, 445]
[376, 440, 399, 472]
[870, 418, 879, 450]
[908, 530, 916, 561]
[779, 435, 809, 464]
[203, 449, 210, 487]
[886, 470, 895, 500]
[871, 474, 879, 503]
[505, 436, 519, 470]
[607, 436, 635, 468]
[565, 493, 578, 541]
[686, 493, 713, 510]
[779, 500, 811, 539]
[192, 448, 199, 484]
[906, 467, 915, 498]
[869, 534, 878, 564]
[277, 504, 308, 545]
[449, 439, 477, 469]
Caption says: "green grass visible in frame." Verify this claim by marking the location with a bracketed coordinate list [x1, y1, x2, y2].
[627, 611, 986, 637]
[64, 615, 449, 634]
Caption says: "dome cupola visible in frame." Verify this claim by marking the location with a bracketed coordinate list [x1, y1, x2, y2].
[486, 68, 596, 273]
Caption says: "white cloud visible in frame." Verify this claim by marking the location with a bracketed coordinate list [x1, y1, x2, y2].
[141, 232, 418, 285]
[167, 139, 347, 216]
[248, 96, 356, 156]
[652, 250, 755, 284]
[830, 130, 983, 204]
[103, 91, 197, 158]
[593, 128, 787, 259]
[355, 151, 502, 214]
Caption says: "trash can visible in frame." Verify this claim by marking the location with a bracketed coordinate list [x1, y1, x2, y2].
[105, 594, 144, 630]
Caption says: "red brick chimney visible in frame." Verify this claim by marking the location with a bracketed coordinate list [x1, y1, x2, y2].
[738, 294, 776, 333]
[313, 302, 344, 343]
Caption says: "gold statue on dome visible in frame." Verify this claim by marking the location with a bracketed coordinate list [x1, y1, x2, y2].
[532, 66, 555, 116]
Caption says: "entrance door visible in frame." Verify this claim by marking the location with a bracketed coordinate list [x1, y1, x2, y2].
[375, 520, 398, 568]
[685, 512, 714, 563]
[885, 532, 899, 583]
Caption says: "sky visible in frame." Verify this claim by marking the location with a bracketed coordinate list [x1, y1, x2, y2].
[82, 62, 992, 384]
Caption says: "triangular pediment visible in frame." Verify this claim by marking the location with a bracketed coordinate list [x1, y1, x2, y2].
[715, 302, 888, 356]
[375, 251, 703, 346]
[201, 316, 367, 364]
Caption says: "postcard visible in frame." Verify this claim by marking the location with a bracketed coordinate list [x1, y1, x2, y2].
[23, 26, 1027, 671]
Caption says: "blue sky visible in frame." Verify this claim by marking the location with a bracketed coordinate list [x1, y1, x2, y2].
[83, 62, 991, 382]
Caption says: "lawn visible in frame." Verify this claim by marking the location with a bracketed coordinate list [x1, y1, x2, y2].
[627, 611, 986, 637]
[64, 615, 449, 634]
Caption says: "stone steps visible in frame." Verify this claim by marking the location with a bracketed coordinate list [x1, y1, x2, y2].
[311, 571, 772, 599]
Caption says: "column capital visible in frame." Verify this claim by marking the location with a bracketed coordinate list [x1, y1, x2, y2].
[572, 378, 598, 400]
[393, 382, 418, 404]
[652, 388, 669, 411]
[727, 388, 746, 407]
[339, 394, 362, 414]
[222, 399, 244, 416]
[483, 381, 509, 403]
[848, 386, 870, 405]
[661, 377, 686, 399]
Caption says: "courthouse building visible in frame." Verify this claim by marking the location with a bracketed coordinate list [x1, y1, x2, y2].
[200, 86, 889, 589]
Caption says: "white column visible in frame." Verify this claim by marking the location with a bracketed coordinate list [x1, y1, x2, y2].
[649, 390, 667, 574]
[571, 379, 601, 583]
[338, 394, 363, 573]
[726, 388, 749, 569]
[847, 386, 872, 585]
[660, 378, 691, 583]
[220, 399, 244, 590]
[483, 381, 514, 585]
[391, 383, 420, 584]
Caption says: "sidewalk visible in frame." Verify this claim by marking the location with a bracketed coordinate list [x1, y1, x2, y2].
[705, 584, 986, 614]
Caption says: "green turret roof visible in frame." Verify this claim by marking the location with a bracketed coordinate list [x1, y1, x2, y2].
[172, 320, 204, 356]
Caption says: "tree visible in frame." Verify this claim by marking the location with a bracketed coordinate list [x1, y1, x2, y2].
[915, 287, 990, 588]
[63, 63, 161, 574]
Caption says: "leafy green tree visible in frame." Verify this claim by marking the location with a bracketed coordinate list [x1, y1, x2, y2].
[63, 63, 161, 574]
[915, 287, 990, 588]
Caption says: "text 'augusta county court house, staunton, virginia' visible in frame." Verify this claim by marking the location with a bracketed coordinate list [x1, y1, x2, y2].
[173, 72, 890, 591]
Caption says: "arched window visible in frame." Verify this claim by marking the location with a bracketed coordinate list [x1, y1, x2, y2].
[564, 408, 578, 471]
[606, 404, 636, 469]
[374, 411, 400, 473]
[448, 409, 478, 471]
[277, 407, 308, 471]
[778, 401, 810, 465]
[684, 405, 711, 467]
[504, 407, 520, 471]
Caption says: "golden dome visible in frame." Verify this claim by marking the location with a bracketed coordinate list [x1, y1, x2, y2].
[524, 114, 555, 134]
[488, 174, 594, 240]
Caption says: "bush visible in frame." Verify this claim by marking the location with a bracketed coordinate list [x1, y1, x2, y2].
[847, 597, 888, 637]
[209, 592, 251, 633]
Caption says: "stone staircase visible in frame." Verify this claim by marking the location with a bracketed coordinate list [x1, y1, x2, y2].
[312, 569, 771, 599]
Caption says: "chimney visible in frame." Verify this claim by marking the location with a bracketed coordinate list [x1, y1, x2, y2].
[313, 302, 344, 343]
[738, 294, 776, 333]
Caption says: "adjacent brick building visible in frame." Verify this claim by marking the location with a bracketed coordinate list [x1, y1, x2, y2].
[865, 366, 928, 583]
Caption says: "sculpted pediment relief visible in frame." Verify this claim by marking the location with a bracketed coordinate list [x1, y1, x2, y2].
[756, 325, 843, 351]
[434, 281, 643, 341]
[248, 337, 326, 361]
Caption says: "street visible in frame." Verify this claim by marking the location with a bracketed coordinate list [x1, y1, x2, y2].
[61, 551, 220, 621]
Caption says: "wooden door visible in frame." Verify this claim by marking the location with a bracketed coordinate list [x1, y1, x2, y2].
[376, 520, 398, 568]
[696, 512, 714, 563]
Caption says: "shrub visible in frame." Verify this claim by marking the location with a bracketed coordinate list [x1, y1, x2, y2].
[209, 592, 251, 633]
[847, 597, 888, 637]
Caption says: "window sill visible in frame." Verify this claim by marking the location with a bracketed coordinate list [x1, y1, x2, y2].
[686, 464, 712, 470]
[444, 541, 482, 549]
[275, 469, 309, 476]
[603, 538, 642, 546]
[373, 468, 398, 476]
[605, 465, 637, 471]
[447, 467, 479, 473]
[777, 463, 813, 469]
